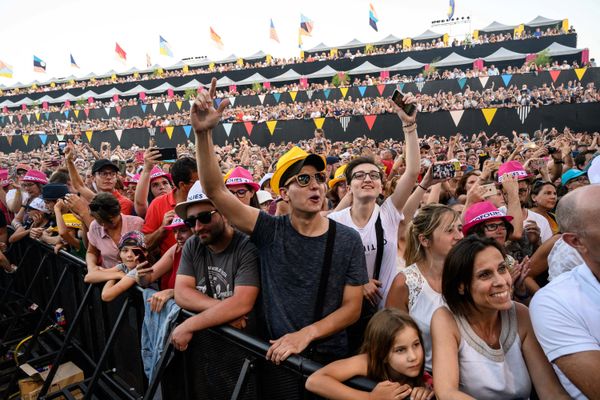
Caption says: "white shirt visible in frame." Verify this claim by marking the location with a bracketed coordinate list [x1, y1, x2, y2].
[548, 237, 584, 281]
[329, 197, 404, 308]
[530, 263, 600, 399]
[499, 207, 553, 243]
[6, 188, 29, 208]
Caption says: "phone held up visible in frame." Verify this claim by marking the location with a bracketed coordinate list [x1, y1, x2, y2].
[392, 90, 416, 116]
[58, 141, 67, 155]
[432, 161, 462, 180]
[132, 248, 146, 264]
[155, 147, 178, 163]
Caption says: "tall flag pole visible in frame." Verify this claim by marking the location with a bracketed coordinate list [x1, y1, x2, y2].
[115, 42, 127, 63]
[369, 3, 379, 31]
[0, 60, 13, 78]
[70, 53, 80, 69]
[210, 27, 224, 50]
[33, 55, 46, 73]
[447, 0, 455, 19]
[269, 19, 280, 43]
[159, 35, 174, 57]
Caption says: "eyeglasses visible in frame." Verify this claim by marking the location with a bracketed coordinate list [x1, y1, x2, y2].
[351, 171, 382, 181]
[184, 210, 218, 227]
[483, 222, 506, 232]
[284, 172, 327, 187]
[96, 171, 117, 178]
[229, 188, 249, 198]
[518, 187, 529, 194]
[21, 182, 35, 188]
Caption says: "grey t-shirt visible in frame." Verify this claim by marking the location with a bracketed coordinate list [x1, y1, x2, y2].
[251, 212, 368, 356]
[177, 230, 260, 300]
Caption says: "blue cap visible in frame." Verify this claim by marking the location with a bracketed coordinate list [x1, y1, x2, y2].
[561, 169, 586, 186]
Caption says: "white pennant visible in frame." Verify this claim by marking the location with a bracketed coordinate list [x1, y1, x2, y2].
[56, 134, 65, 141]
[152, 103, 158, 112]
[306, 90, 313, 99]
[26, 114, 31, 122]
[416, 81, 425, 92]
[189, 100, 195, 107]
[517, 106, 531, 124]
[449, 110, 465, 127]
[223, 123, 233, 137]
[8, 115, 13, 123]
[479, 77, 489, 88]
[340, 116, 350, 132]
[148, 127, 156, 136]
[229, 97, 236, 106]
[115, 129, 123, 141]
[104, 107, 111, 116]
[164, 102, 171, 112]
[258, 94, 266, 105]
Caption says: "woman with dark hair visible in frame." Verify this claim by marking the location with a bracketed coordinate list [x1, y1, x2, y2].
[431, 236, 569, 400]
[455, 170, 481, 199]
[135, 148, 174, 218]
[225, 166, 260, 209]
[529, 180, 559, 235]
[325, 165, 347, 210]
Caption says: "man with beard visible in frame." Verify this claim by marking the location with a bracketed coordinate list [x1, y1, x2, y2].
[170, 181, 260, 351]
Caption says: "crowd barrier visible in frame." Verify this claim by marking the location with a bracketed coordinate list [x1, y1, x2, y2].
[0, 237, 375, 399]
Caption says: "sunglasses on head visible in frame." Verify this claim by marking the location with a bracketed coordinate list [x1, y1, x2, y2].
[284, 172, 327, 187]
[184, 210, 218, 227]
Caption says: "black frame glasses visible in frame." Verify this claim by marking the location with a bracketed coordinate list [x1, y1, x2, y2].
[351, 171, 383, 181]
[483, 222, 506, 232]
[285, 172, 327, 187]
[184, 210, 218, 227]
[229, 188, 249, 198]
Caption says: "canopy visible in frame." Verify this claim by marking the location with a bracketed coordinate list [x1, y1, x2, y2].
[388, 57, 427, 71]
[483, 47, 527, 62]
[217, 54, 238, 64]
[347, 61, 383, 75]
[306, 42, 331, 53]
[174, 79, 201, 90]
[374, 34, 402, 46]
[338, 38, 365, 50]
[269, 69, 302, 83]
[95, 87, 124, 99]
[118, 67, 140, 76]
[542, 42, 581, 56]
[412, 29, 443, 41]
[96, 69, 119, 79]
[525, 16, 563, 28]
[215, 76, 236, 87]
[479, 21, 517, 33]
[305, 65, 338, 79]
[245, 51, 268, 60]
[119, 85, 148, 96]
[145, 82, 174, 95]
[432, 52, 475, 67]
[235, 73, 267, 86]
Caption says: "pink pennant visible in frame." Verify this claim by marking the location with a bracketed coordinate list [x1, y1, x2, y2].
[21, 104, 26, 110]
[88, 97, 94, 104]
[244, 121, 253, 136]
[228, 85, 237, 93]
[376, 85, 385, 96]
[139, 92, 146, 100]
[549, 70, 561, 83]
[263, 81, 271, 89]
[581, 48, 589, 65]
[84, 109, 90, 117]
[299, 77, 308, 88]
[113, 94, 119, 102]
[364, 115, 377, 131]
[379, 70, 389, 79]
[116, 106, 122, 115]
[65, 100, 71, 108]
[167, 89, 174, 99]
[42, 101, 48, 110]
[2, 106, 7, 113]
[525, 54, 536, 63]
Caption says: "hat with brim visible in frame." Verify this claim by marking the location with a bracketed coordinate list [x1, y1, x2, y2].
[16, 163, 30, 173]
[149, 166, 172, 183]
[258, 173, 273, 190]
[118, 230, 146, 250]
[497, 160, 532, 183]
[224, 166, 260, 192]
[328, 164, 347, 189]
[92, 159, 119, 174]
[124, 174, 140, 186]
[561, 169, 587, 186]
[22, 170, 48, 185]
[164, 216, 186, 230]
[174, 181, 212, 219]
[270, 147, 326, 193]
[41, 183, 69, 201]
[62, 213, 83, 229]
[27, 198, 50, 214]
[256, 190, 274, 205]
[462, 201, 513, 235]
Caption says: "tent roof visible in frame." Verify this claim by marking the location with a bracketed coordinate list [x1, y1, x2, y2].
[412, 29, 443, 41]
[95, 87, 124, 98]
[118, 67, 140, 76]
[374, 34, 402, 46]
[76, 72, 96, 81]
[235, 73, 267, 86]
[388, 57, 427, 71]
[246, 50, 267, 60]
[432, 52, 475, 67]
[79, 90, 100, 99]
[526, 16, 563, 27]
[217, 54, 238, 64]
[96, 69, 118, 79]
[174, 79, 201, 90]
[145, 82, 174, 94]
[306, 42, 331, 53]
[479, 21, 517, 33]
[186, 58, 212, 67]
[542, 42, 581, 56]
[215, 76, 236, 87]
[347, 61, 383, 75]
[305, 65, 338, 79]
[270, 69, 302, 83]
[483, 47, 527, 62]
[119, 85, 148, 96]
[338, 38, 365, 50]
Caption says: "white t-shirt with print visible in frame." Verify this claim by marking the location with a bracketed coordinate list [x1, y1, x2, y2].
[499, 207, 553, 243]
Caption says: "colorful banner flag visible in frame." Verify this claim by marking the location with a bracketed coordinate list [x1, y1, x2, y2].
[369, 4, 378, 32]
[115, 42, 127, 62]
[447, 0, 455, 19]
[146, 53, 152, 68]
[0, 60, 13, 78]
[210, 27, 224, 50]
[300, 14, 314, 37]
[70, 53, 79, 68]
[269, 19, 280, 43]
[33, 55, 46, 73]
[159, 35, 173, 57]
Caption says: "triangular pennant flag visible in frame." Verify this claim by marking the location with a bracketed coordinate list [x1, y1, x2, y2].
[85, 130, 93, 143]
[116, 106, 122, 115]
[340, 87, 348, 98]
[164, 102, 171, 112]
[306, 90, 313, 100]
[35, 113, 40, 121]
[358, 86, 367, 97]
[479, 76, 489, 88]
[229, 97, 236, 106]
[244, 122, 253, 136]
[223, 123, 233, 137]
[323, 89, 330, 99]
[183, 125, 192, 138]
[458, 78, 467, 90]
[152, 103, 158, 112]
[188, 100, 194, 108]
[165, 126, 174, 139]
[16, 115, 22, 123]
[84, 109, 89, 117]
[6, 136, 13, 146]
[376, 84, 385, 96]
[44, 112, 50, 120]
[26, 115, 31, 122]
[517, 106, 531, 124]
[481, 108, 497, 125]
[8, 115, 13, 123]
[364, 115, 377, 131]
[258, 94, 266, 105]
[549, 70, 561, 83]
[266, 120, 277, 135]
[397, 83, 405, 92]
[115, 129, 123, 141]
[39, 134, 48, 145]
[141, 104, 147, 113]
[64, 110, 69, 119]
[313, 117, 325, 130]
[104, 107, 111, 116]
[56, 134, 64, 141]
[273, 93, 281, 103]
[574, 67, 587, 81]
[501, 74, 512, 87]
[23, 135, 29, 146]
[74, 110, 79, 118]
[290, 91, 298, 102]
[176, 101, 183, 110]
[449, 110, 465, 127]
[148, 127, 156, 136]
[0, 116, 3, 124]
[340, 116, 350, 132]
[214, 98, 222, 108]
[416, 81, 425, 92]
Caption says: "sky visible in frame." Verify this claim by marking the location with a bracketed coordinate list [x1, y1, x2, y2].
[0, 0, 598, 87]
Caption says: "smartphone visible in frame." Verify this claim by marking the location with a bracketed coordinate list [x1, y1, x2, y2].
[135, 151, 145, 164]
[392, 90, 416, 116]
[156, 147, 178, 162]
[132, 248, 146, 263]
[530, 158, 545, 170]
[432, 163, 456, 180]
[481, 183, 498, 198]
[49, 159, 60, 167]
[58, 141, 67, 155]
[117, 160, 127, 175]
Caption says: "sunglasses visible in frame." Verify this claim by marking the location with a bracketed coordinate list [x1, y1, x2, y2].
[184, 210, 218, 227]
[229, 188, 249, 198]
[284, 172, 327, 187]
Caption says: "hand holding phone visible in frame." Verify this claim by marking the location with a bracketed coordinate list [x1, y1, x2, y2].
[132, 248, 146, 264]
[392, 90, 416, 116]
[156, 147, 178, 162]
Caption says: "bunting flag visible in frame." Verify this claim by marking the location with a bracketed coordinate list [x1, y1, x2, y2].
[115, 129, 123, 141]
[176, 101, 183, 110]
[141, 104, 147, 113]
[501, 74, 512, 87]
[364, 115, 377, 131]
[272, 93, 281, 103]
[85, 130, 93, 143]
[376, 84, 385, 96]
[33, 55, 46, 73]
[397, 83, 405, 92]
[183, 125, 192, 138]
[164, 102, 170, 112]
[56, 134, 64, 141]
[159, 35, 174, 57]
[26, 114, 31, 122]
[152, 104, 158, 112]
[223, 123, 233, 137]
[574, 67, 587, 81]
[323, 89, 330, 99]
[70, 53, 79, 68]
[549, 70, 561, 83]
[369, 3, 378, 31]
[6, 136, 12, 146]
[458, 78, 467, 89]
[210, 27, 224, 50]
[165, 126, 174, 139]
[148, 127, 156, 136]
[313, 117, 325, 129]
[188, 100, 194, 107]
[447, 0, 455, 19]
[74, 110, 79, 118]
[22, 135, 29, 146]
[229, 97, 236, 106]
[115, 43, 127, 62]
[479, 76, 489, 88]
[266, 120, 277, 135]
[358, 86, 367, 97]
[39, 134, 48, 145]
[269, 19, 280, 43]
[64, 110, 69, 119]
[258, 94, 266, 105]
[0, 59, 13, 78]
[449, 110, 464, 127]
[299, 14, 314, 37]
[340, 87, 348, 98]
[35, 113, 40, 121]
[290, 91, 298, 101]
[244, 121, 253, 136]
[340, 116, 351, 132]
[416, 81, 425, 92]
[104, 107, 111, 116]
[481, 108, 497, 125]
[517, 105, 530, 124]
[305, 90, 313, 100]
[45, 112, 50, 120]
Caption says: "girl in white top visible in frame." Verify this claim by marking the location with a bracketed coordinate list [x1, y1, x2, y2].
[386, 204, 463, 371]
[431, 236, 570, 400]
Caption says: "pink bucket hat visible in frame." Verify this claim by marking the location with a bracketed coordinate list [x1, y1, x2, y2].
[22, 170, 48, 185]
[124, 174, 140, 186]
[0, 169, 10, 187]
[164, 216, 186, 230]
[497, 160, 532, 183]
[463, 201, 513, 235]
[149, 166, 172, 183]
[224, 166, 260, 192]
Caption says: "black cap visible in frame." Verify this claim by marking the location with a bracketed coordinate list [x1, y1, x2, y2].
[92, 159, 119, 174]
[41, 183, 69, 200]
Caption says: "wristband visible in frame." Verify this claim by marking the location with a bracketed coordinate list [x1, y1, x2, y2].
[403, 121, 417, 129]
[418, 184, 427, 191]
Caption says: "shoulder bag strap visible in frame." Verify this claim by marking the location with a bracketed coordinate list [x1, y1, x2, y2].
[202, 246, 214, 298]
[372, 213, 385, 280]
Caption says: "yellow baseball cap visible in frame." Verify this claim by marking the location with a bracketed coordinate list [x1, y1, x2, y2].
[270, 147, 326, 193]
[328, 164, 347, 189]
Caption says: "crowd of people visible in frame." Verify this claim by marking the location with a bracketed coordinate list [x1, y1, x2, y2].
[1, 77, 599, 399]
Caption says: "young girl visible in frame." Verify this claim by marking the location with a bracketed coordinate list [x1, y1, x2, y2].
[305, 309, 434, 400]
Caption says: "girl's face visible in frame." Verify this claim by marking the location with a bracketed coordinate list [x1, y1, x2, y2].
[465, 173, 480, 193]
[150, 177, 172, 198]
[481, 218, 508, 246]
[119, 245, 145, 269]
[335, 181, 348, 199]
[532, 184, 557, 210]
[173, 226, 193, 247]
[429, 213, 464, 259]
[387, 327, 424, 378]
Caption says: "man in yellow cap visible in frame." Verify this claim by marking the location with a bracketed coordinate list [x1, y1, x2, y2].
[190, 78, 368, 364]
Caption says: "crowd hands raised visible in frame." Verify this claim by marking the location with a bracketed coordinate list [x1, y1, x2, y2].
[0, 78, 599, 399]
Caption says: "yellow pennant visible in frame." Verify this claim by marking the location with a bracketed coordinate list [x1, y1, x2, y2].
[481, 108, 497, 125]
[50, 82, 56, 88]
[74, 110, 79, 118]
[166, 126, 174, 139]
[35, 113, 40, 121]
[290, 91, 298, 102]
[86, 130, 93, 143]
[176, 101, 183, 110]
[313, 117, 325, 129]
[111, 74, 117, 81]
[340, 87, 348, 98]
[575, 67, 587, 81]
[23, 135, 29, 146]
[266, 120, 277, 135]
[182, 65, 189, 73]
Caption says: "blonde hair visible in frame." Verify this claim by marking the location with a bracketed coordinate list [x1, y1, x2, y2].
[404, 204, 459, 265]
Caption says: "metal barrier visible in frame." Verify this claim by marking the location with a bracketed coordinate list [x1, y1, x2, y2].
[0, 237, 376, 400]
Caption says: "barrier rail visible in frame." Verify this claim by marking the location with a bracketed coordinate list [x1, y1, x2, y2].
[0, 237, 375, 399]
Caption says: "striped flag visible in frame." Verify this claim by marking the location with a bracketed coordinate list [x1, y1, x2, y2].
[70, 54, 79, 69]
[269, 19, 280, 43]
[300, 14, 313, 36]
[115, 42, 127, 62]
[447, 0, 455, 19]
[369, 4, 379, 31]
[159, 35, 173, 57]
[340, 116, 351, 132]
[210, 27, 224, 49]
[0, 60, 13, 78]
[33, 55, 46, 73]
[517, 105, 531, 124]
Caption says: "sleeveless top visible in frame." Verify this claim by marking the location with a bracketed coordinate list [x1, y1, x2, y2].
[454, 304, 532, 400]
[401, 263, 445, 372]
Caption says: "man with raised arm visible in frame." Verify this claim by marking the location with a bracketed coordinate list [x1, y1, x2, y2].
[191, 78, 368, 364]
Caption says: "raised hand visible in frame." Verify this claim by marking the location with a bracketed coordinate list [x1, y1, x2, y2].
[190, 78, 230, 133]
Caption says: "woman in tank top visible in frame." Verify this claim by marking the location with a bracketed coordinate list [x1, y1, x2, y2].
[431, 236, 569, 400]
[386, 204, 463, 372]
